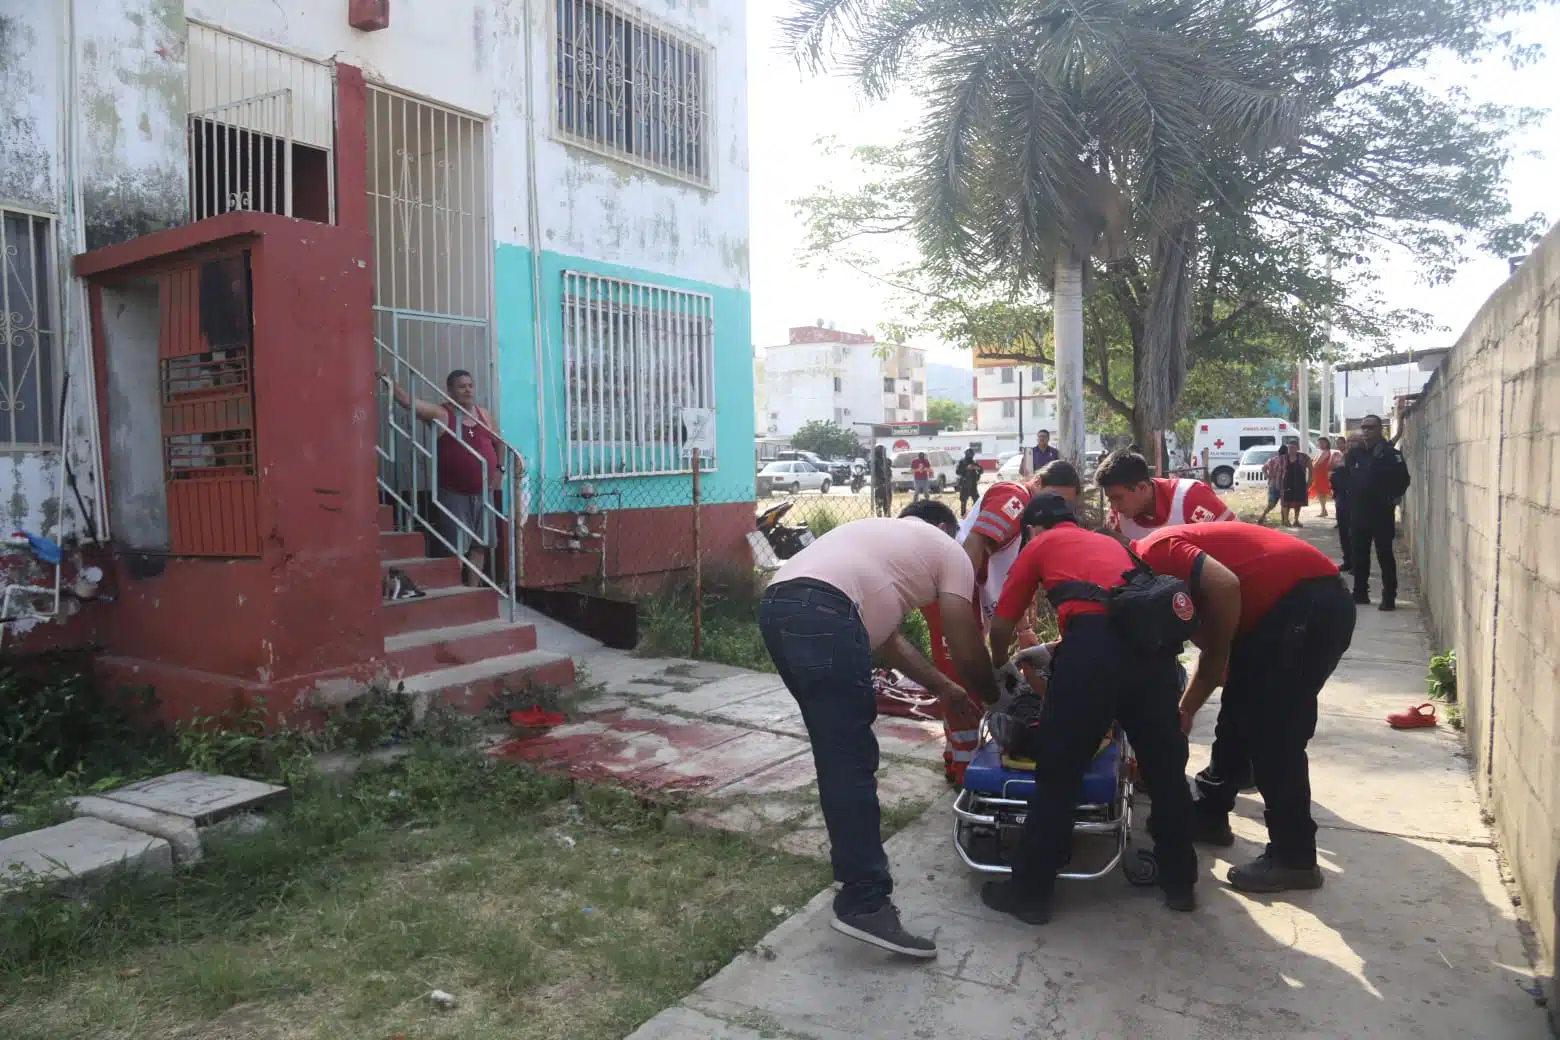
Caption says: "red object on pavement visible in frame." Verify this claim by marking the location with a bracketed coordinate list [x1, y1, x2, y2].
[872, 670, 944, 721]
[1386, 703, 1438, 729]
[511, 707, 566, 729]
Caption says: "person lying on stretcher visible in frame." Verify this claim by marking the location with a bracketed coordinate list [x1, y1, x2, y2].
[985, 642, 1116, 768]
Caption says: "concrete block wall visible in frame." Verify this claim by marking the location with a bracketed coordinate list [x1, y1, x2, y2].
[1399, 219, 1560, 994]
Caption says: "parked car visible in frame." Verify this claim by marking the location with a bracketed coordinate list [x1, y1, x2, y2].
[891, 450, 956, 492]
[758, 460, 832, 496]
[1232, 445, 1282, 489]
[996, 452, 1025, 482]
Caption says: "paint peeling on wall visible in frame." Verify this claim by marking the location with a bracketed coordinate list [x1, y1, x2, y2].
[77, 0, 189, 250]
[0, 13, 55, 210]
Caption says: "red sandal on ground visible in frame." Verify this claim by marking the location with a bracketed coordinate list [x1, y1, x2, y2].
[1386, 703, 1437, 729]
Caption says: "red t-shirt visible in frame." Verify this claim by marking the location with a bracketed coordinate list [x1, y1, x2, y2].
[1108, 477, 1234, 533]
[994, 523, 1135, 628]
[911, 457, 932, 479]
[1132, 523, 1339, 632]
[437, 404, 501, 495]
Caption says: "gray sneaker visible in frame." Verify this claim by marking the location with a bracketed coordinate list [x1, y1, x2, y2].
[830, 904, 937, 959]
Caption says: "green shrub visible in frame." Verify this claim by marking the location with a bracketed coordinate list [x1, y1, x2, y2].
[807, 508, 842, 538]
[0, 649, 169, 809]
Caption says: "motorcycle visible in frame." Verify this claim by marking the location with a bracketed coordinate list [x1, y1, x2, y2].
[755, 500, 815, 560]
[849, 470, 866, 494]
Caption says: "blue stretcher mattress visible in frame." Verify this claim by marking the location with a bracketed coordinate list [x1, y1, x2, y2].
[961, 738, 1120, 805]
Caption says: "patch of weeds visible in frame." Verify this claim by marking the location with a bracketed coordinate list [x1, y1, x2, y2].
[807, 506, 842, 538]
[175, 704, 319, 789]
[1427, 649, 1462, 730]
[0, 648, 173, 811]
[637, 564, 773, 672]
[319, 680, 417, 752]
[487, 679, 583, 724]
[881, 800, 929, 838]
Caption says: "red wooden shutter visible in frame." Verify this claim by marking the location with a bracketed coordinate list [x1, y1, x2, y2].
[159, 254, 261, 556]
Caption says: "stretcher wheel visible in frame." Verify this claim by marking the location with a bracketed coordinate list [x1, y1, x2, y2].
[1123, 848, 1158, 887]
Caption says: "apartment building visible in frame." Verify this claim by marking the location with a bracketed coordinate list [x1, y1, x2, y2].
[762, 324, 926, 437]
[1, 0, 750, 716]
[973, 362, 1056, 436]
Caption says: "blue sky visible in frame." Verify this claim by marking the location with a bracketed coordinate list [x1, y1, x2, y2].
[745, 2, 1560, 367]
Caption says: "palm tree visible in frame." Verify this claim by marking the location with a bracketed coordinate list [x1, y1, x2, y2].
[783, 0, 1299, 462]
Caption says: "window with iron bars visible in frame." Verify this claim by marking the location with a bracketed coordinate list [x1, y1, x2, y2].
[0, 210, 59, 447]
[555, 0, 713, 187]
[562, 271, 716, 478]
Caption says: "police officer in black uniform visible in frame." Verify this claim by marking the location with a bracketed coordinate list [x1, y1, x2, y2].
[1342, 415, 1411, 610]
[981, 494, 1197, 924]
[1329, 437, 1355, 572]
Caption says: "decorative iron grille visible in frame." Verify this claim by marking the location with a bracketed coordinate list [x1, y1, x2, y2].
[562, 270, 716, 478]
[554, 0, 713, 186]
[0, 210, 58, 447]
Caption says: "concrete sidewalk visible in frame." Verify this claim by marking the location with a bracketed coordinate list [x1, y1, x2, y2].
[629, 516, 1552, 1039]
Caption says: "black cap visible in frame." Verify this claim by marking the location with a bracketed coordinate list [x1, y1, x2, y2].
[1019, 492, 1075, 531]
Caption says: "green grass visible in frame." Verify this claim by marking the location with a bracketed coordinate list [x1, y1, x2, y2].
[637, 566, 774, 672]
[0, 746, 830, 1040]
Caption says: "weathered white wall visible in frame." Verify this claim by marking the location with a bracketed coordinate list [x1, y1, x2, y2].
[1399, 220, 1560, 1017]
[192, 0, 751, 291]
[0, 3, 108, 543]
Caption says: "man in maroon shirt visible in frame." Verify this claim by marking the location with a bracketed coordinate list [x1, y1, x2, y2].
[1133, 523, 1356, 894]
[385, 369, 506, 585]
[980, 494, 1197, 924]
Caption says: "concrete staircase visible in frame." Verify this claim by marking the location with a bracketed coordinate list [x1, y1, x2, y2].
[377, 504, 574, 712]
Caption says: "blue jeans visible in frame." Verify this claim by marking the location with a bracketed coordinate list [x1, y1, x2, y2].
[759, 578, 891, 917]
[912, 478, 931, 502]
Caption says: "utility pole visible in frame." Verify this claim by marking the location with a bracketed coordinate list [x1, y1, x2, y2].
[1297, 358, 1309, 446]
[1320, 253, 1334, 435]
[1017, 367, 1025, 442]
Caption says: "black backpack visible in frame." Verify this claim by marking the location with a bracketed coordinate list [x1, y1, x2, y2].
[1045, 547, 1199, 656]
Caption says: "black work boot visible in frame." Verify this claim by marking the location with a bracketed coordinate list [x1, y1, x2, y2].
[1352, 591, 1371, 605]
[831, 903, 937, 958]
[1162, 883, 1197, 912]
[1227, 851, 1324, 893]
[1190, 812, 1235, 847]
[1379, 594, 1397, 612]
[980, 879, 1053, 925]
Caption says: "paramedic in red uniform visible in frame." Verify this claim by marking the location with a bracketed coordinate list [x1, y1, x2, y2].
[1096, 450, 1234, 539]
[923, 461, 1083, 783]
[978, 494, 1197, 924]
[1133, 523, 1357, 893]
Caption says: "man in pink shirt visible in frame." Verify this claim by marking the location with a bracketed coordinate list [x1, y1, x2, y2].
[762, 500, 1000, 959]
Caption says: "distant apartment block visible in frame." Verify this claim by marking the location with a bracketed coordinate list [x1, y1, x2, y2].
[762, 324, 926, 437]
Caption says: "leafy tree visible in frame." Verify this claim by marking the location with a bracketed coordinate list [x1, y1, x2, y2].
[926, 397, 970, 429]
[790, 419, 865, 459]
[786, 0, 1549, 452]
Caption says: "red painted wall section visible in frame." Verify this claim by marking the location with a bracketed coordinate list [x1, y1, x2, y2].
[520, 501, 754, 591]
[333, 64, 369, 236]
[76, 213, 382, 724]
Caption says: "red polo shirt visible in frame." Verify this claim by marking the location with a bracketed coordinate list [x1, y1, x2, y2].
[994, 523, 1134, 628]
[1132, 523, 1338, 632]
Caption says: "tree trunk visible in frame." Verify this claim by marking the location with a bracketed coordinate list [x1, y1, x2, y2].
[1053, 255, 1086, 464]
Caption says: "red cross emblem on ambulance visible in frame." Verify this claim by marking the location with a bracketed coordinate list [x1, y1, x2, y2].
[1213, 439, 1225, 449]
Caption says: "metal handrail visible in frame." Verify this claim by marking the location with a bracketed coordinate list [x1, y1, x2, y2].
[374, 337, 524, 619]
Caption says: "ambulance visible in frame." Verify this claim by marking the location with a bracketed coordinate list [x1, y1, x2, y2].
[1191, 417, 1295, 490]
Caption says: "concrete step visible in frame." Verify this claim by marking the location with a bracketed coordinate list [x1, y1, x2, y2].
[380, 555, 463, 592]
[397, 650, 576, 715]
[378, 529, 426, 559]
[0, 817, 173, 896]
[384, 617, 539, 675]
[381, 585, 499, 637]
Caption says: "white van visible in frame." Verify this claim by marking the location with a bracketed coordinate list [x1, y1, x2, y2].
[1191, 418, 1297, 490]
[892, 450, 956, 492]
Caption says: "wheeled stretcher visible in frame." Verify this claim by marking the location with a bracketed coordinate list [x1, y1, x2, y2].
[952, 725, 1159, 885]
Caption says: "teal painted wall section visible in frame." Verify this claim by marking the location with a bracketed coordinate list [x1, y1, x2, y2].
[493, 244, 755, 515]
